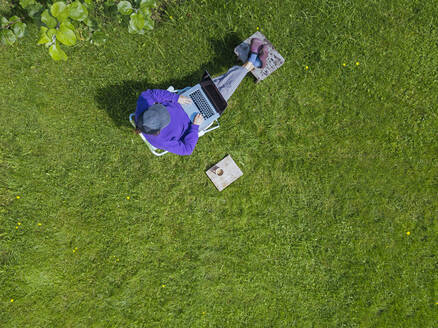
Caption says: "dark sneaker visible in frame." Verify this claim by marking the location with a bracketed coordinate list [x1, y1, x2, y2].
[258, 44, 269, 68]
[250, 38, 264, 53]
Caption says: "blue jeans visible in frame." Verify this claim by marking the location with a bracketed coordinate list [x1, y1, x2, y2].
[178, 66, 249, 102]
[212, 66, 249, 101]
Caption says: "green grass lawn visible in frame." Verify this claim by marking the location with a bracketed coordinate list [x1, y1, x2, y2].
[1, 0, 437, 326]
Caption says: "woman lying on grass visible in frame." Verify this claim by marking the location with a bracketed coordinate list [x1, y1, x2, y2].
[134, 38, 268, 155]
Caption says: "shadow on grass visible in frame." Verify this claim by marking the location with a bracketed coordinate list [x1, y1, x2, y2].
[95, 33, 243, 128]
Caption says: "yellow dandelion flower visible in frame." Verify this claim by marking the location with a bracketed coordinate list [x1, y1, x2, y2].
[17, 222, 21, 226]
[72, 249, 76, 253]
[342, 63, 347, 67]
[38, 223, 42, 226]
[356, 61, 360, 66]
[305, 65, 309, 70]
[256, 26, 259, 30]
[406, 231, 410, 236]
[10, 299, 14, 303]
[15, 226, 18, 229]
[161, 284, 166, 288]
[126, 196, 130, 200]
[16, 196, 20, 199]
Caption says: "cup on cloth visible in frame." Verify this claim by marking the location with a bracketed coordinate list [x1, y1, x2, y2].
[210, 165, 224, 176]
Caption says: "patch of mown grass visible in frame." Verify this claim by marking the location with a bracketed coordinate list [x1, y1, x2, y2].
[1, 0, 437, 327]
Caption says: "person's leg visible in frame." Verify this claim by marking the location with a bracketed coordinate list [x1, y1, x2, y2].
[212, 38, 268, 101]
[212, 62, 254, 102]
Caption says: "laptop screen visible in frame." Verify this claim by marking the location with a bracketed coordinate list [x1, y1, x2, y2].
[200, 71, 227, 115]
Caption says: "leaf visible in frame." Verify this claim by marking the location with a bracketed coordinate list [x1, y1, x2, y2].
[37, 26, 50, 45]
[81, 28, 92, 41]
[140, 0, 157, 9]
[105, 0, 116, 7]
[1, 29, 17, 45]
[56, 24, 77, 46]
[1, 16, 8, 28]
[143, 16, 154, 30]
[139, 6, 150, 17]
[127, 15, 144, 34]
[26, 3, 43, 18]
[9, 16, 21, 24]
[61, 20, 75, 31]
[83, 17, 97, 29]
[130, 12, 145, 31]
[69, 1, 88, 21]
[41, 9, 58, 28]
[128, 19, 138, 34]
[91, 31, 107, 46]
[117, 1, 133, 15]
[49, 41, 68, 61]
[51, 2, 69, 22]
[47, 28, 57, 38]
[19, 0, 36, 8]
[13, 22, 27, 38]
[139, 0, 156, 17]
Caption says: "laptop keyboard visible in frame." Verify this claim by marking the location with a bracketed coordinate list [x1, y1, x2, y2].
[189, 90, 215, 119]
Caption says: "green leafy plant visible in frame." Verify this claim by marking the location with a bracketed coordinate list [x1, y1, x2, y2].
[1, 16, 27, 46]
[118, 0, 156, 34]
[0, 0, 157, 61]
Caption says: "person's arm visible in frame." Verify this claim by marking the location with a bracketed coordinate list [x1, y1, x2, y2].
[168, 124, 199, 155]
[164, 114, 204, 155]
[135, 93, 148, 123]
[143, 89, 179, 105]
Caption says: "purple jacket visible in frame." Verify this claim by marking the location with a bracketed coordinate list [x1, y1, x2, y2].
[135, 89, 199, 155]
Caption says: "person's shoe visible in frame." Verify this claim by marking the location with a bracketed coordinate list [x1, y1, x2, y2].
[258, 44, 269, 68]
[250, 38, 264, 53]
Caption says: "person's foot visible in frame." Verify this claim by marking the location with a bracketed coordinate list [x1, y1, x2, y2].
[258, 44, 269, 68]
[250, 38, 264, 53]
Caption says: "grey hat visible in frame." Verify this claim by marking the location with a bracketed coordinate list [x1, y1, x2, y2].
[137, 104, 170, 134]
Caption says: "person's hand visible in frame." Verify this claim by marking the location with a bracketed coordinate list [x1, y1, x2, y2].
[178, 96, 192, 105]
[193, 113, 204, 126]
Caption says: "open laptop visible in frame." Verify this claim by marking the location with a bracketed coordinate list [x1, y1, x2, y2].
[180, 71, 227, 131]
